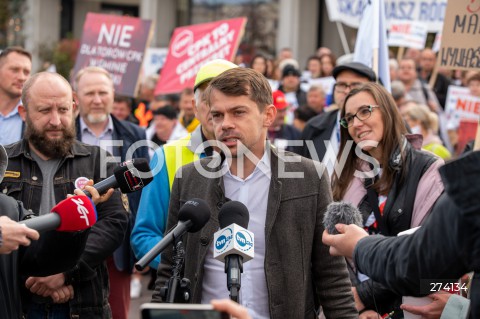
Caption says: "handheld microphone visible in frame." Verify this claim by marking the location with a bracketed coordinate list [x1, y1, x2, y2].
[135, 198, 210, 271]
[322, 201, 364, 234]
[213, 201, 254, 302]
[19, 195, 97, 233]
[83, 158, 153, 197]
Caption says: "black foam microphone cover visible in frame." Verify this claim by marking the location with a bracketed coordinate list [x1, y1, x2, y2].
[218, 201, 249, 229]
[178, 198, 211, 232]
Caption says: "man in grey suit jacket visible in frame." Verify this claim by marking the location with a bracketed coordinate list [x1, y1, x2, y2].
[152, 68, 357, 318]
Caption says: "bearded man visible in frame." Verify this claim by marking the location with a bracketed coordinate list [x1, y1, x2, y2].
[0, 71, 128, 318]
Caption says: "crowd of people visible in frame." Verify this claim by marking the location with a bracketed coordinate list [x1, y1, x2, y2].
[0, 42, 479, 319]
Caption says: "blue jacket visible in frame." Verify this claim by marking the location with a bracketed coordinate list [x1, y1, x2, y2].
[131, 126, 206, 269]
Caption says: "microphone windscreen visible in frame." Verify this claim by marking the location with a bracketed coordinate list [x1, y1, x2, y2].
[178, 198, 211, 232]
[323, 201, 363, 235]
[218, 201, 249, 229]
[0, 144, 7, 184]
[52, 195, 97, 231]
[114, 158, 153, 193]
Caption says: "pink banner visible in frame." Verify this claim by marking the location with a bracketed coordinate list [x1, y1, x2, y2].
[74, 13, 153, 97]
[155, 17, 247, 95]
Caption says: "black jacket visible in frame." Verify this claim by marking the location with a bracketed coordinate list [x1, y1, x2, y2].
[1, 140, 128, 318]
[0, 194, 88, 319]
[299, 110, 339, 161]
[354, 150, 480, 318]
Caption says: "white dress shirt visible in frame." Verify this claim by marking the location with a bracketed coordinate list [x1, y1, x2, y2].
[201, 148, 272, 319]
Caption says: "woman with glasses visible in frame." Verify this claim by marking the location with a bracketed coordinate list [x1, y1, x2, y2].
[331, 83, 445, 318]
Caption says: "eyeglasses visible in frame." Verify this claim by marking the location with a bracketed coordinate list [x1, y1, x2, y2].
[334, 82, 364, 93]
[340, 105, 379, 128]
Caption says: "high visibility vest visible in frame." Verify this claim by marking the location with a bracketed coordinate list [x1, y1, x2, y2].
[180, 117, 200, 133]
[163, 134, 200, 190]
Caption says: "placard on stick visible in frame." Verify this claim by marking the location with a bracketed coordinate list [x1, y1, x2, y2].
[437, 1, 480, 71]
[74, 13, 153, 97]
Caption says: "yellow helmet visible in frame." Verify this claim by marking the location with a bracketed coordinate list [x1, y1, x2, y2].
[194, 59, 238, 92]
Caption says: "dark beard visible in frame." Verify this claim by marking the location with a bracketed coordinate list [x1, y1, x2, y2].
[24, 118, 76, 159]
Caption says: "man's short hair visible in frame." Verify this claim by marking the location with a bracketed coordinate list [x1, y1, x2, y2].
[181, 87, 194, 96]
[466, 71, 480, 85]
[114, 95, 133, 109]
[152, 105, 177, 120]
[308, 84, 325, 95]
[204, 68, 272, 112]
[0, 46, 32, 64]
[22, 72, 72, 110]
[74, 66, 113, 90]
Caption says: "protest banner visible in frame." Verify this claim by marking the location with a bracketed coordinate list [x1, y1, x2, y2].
[155, 17, 247, 95]
[445, 85, 480, 122]
[74, 13, 153, 97]
[437, 0, 480, 70]
[307, 76, 336, 95]
[325, 0, 446, 32]
[388, 20, 428, 49]
[142, 47, 168, 78]
[432, 32, 442, 52]
[444, 85, 480, 154]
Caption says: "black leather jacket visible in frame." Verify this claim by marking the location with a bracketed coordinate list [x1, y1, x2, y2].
[354, 151, 480, 318]
[0, 140, 128, 318]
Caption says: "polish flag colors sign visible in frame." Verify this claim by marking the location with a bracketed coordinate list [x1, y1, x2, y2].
[155, 17, 247, 95]
[74, 13, 153, 97]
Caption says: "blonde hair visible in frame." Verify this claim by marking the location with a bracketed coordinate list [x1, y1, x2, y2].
[402, 102, 438, 133]
[74, 66, 113, 91]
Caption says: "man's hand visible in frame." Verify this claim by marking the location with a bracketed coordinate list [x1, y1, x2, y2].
[401, 293, 451, 319]
[0, 216, 39, 254]
[51, 285, 74, 304]
[211, 299, 252, 319]
[359, 309, 382, 319]
[25, 273, 66, 297]
[72, 179, 114, 205]
[322, 223, 368, 258]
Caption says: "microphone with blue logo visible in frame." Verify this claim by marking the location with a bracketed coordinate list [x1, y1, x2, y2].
[213, 201, 254, 302]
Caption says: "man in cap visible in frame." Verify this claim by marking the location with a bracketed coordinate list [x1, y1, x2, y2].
[131, 59, 238, 270]
[300, 62, 377, 176]
[277, 64, 307, 124]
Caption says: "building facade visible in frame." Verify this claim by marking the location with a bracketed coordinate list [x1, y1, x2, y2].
[6, 0, 355, 74]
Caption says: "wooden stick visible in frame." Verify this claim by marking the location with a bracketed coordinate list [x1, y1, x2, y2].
[428, 65, 439, 90]
[397, 47, 405, 61]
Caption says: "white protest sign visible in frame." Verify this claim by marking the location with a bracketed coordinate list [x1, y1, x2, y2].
[388, 20, 428, 49]
[445, 85, 480, 125]
[325, 0, 447, 33]
[142, 47, 168, 78]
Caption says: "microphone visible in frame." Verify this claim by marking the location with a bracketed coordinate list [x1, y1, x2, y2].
[135, 198, 210, 271]
[322, 201, 364, 234]
[19, 195, 97, 233]
[213, 201, 254, 302]
[83, 158, 153, 197]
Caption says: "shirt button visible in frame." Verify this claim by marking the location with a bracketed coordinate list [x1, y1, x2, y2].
[32, 176, 38, 181]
